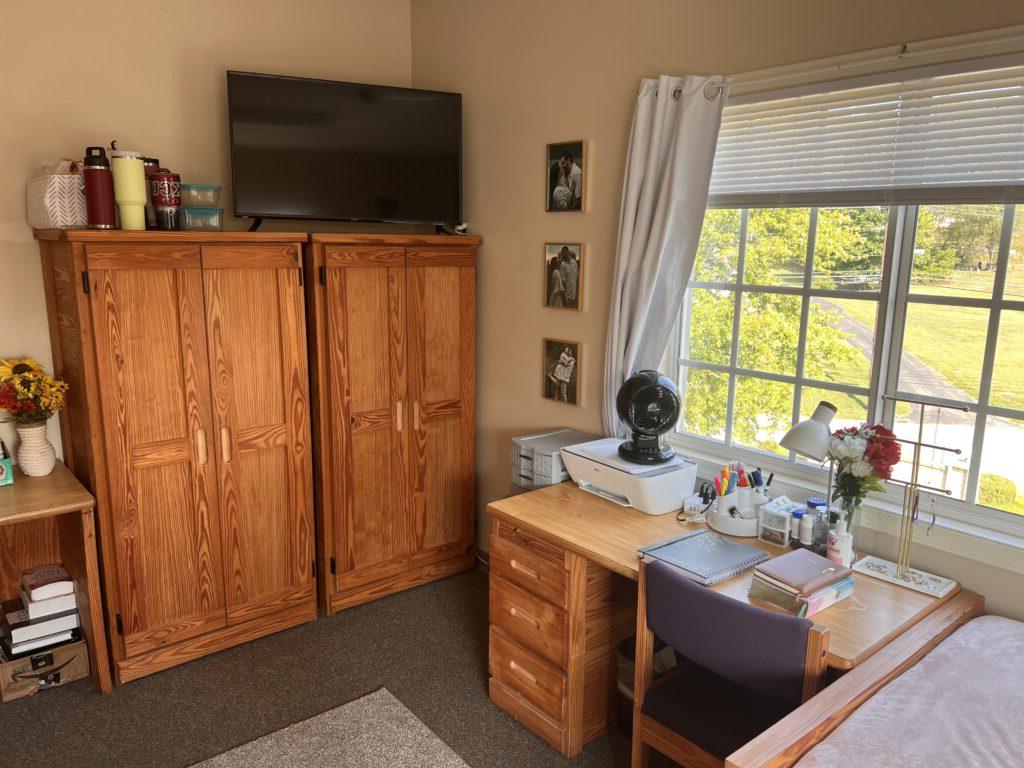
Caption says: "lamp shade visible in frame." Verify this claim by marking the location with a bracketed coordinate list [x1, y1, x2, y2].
[779, 401, 837, 461]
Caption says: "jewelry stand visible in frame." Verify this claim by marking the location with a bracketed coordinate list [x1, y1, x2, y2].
[852, 395, 961, 598]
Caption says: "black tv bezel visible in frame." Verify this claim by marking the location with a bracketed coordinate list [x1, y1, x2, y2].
[226, 70, 463, 225]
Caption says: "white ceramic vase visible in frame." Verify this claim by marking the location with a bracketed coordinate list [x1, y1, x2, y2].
[17, 421, 56, 476]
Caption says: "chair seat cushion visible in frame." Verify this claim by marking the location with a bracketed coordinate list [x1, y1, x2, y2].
[642, 662, 797, 759]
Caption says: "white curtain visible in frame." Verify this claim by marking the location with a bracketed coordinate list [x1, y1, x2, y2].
[602, 75, 728, 436]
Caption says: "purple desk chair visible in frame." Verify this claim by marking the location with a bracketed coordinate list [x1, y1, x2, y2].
[631, 558, 830, 768]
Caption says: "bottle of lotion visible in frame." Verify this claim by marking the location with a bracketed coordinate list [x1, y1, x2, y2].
[827, 518, 853, 567]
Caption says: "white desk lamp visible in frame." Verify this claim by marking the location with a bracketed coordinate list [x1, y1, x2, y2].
[780, 400, 837, 515]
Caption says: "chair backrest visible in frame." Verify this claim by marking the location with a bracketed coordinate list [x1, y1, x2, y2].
[645, 558, 813, 704]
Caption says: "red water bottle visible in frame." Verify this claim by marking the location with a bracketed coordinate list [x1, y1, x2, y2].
[83, 147, 116, 229]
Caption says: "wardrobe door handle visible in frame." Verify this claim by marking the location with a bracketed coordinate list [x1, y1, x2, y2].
[196, 428, 208, 467]
[414, 400, 422, 431]
[221, 426, 232, 464]
[395, 400, 404, 432]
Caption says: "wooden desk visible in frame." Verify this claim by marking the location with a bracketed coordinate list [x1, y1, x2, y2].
[0, 462, 112, 694]
[485, 482, 963, 756]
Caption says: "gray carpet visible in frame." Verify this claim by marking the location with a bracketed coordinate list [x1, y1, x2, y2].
[192, 688, 468, 768]
[0, 568, 633, 768]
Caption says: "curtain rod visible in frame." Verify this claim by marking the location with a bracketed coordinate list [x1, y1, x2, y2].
[703, 28, 1024, 101]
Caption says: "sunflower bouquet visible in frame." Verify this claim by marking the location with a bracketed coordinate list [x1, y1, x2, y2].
[0, 358, 69, 424]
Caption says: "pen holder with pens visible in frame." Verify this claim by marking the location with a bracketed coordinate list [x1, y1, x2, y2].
[707, 486, 762, 537]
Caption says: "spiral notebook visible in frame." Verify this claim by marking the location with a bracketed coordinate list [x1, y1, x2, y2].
[639, 530, 770, 586]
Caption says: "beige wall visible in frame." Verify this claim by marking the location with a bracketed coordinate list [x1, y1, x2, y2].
[0, 0, 412, 453]
[410, 0, 1024, 617]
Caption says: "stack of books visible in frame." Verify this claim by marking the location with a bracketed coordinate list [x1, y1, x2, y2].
[749, 548, 854, 618]
[0, 564, 80, 659]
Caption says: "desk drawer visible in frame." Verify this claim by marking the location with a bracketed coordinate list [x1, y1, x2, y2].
[491, 525, 568, 608]
[489, 626, 565, 722]
[489, 575, 566, 666]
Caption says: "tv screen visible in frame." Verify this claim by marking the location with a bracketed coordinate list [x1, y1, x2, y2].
[227, 71, 461, 224]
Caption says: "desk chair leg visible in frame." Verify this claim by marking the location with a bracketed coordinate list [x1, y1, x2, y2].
[632, 560, 653, 768]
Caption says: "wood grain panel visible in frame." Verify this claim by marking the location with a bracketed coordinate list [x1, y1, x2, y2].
[38, 229, 306, 244]
[201, 244, 298, 269]
[489, 575, 567, 666]
[489, 626, 566, 722]
[90, 262, 225, 656]
[407, 260, 476, 565]
[325, 262, 412, 591]
[328, 553, 476, 612]
[0, 518, 60, 599]
[116, 599, 316, 684]
[202, 258, 314, 625]
[490, 527, 568, 608]
[312, 233, 480, 247]
[86, 244, 200, 269]
[324, 246, 404, 266]
[406, 248, 476, 267]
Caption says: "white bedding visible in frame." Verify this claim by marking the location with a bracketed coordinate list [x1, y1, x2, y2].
[797, 615, 1024, 768]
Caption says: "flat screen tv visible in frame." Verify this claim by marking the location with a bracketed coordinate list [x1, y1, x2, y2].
[227, 71, 461, 224]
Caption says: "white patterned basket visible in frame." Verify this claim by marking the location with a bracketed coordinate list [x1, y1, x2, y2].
[27, 161, 87, 229]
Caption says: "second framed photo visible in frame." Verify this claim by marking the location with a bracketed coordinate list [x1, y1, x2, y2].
[544, 242, 583, 310]
[546, 140, 586, 212]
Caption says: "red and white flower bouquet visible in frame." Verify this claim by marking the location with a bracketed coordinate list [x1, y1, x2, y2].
[827, 423, 902, 528]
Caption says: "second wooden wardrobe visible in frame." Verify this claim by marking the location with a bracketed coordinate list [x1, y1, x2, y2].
[305, 234, 480, 614]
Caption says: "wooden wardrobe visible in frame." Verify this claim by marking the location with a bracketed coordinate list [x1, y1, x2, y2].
[35, 230, 316, 683]
[305, 234, 479, 613]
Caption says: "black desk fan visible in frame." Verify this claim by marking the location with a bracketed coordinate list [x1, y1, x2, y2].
[616, 370, 681, 464]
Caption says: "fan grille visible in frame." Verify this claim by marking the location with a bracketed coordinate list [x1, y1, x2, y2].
[626, 384, 679, 434]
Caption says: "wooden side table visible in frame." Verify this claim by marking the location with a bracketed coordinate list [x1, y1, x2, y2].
[0, 461, 112, 694]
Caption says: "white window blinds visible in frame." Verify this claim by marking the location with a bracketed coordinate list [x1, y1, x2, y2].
[708, 63, 1024, 207]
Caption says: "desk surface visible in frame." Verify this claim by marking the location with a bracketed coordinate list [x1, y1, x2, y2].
[0, 462, 95, 525]
[487, 483, 961, 670]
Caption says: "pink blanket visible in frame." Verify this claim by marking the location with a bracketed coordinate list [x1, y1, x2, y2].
[797, 615, 1024, 768]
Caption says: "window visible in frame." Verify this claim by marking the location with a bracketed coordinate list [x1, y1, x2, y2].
[673, 203, 1024, 520]
[670, 61, 1024, 524]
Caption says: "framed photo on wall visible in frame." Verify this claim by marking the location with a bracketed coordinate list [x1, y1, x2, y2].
[543, 338, 580, 406]
[546, 140, 586, 212]
[544, 242, 583, 310]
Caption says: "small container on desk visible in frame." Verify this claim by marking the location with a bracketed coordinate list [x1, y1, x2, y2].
[179, 207, 223, 231]
[707, 486, 760, 537]
[758, 503, 791, 547]
[180, 184, 221, 208]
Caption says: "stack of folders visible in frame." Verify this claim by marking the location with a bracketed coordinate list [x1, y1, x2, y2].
[749, 548, 853, 618]
[0, 564, 80, 660]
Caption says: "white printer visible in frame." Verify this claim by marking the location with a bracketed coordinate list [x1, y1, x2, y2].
[561, 437, 697, 516]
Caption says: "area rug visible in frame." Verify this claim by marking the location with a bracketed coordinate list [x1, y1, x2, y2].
[192, 688, 469, 768]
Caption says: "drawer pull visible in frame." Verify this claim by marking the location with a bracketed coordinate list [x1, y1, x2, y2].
[221, 426, 233, 464]
[395, 400, 403, 433]
[509, 660, 538, 685]
[509, 606, 540, 629]
[510, 559, 540, 580]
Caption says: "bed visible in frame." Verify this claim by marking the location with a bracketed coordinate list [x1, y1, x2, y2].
[725, 589, 1024, 768]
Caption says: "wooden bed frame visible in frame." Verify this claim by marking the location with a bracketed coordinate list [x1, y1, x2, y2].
[724, 589, 985, 768]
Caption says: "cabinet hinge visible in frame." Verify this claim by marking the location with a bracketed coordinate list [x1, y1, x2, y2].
[81, 271, 90, 294]
[329, 556, 337, 575]
[115, 613, 124, 635]
[318, 266, 326, 285]
[298, 267, 304, 287]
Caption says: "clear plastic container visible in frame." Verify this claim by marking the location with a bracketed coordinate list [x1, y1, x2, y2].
[179, 207, 223, 231]
[181, 184, 221, 208]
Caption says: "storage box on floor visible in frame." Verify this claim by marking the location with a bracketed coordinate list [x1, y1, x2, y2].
[509, 428, 599, 495]
[1, 640, 89, 702]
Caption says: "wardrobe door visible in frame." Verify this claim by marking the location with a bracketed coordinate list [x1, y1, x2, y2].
[87, 246, 226, 656]
[201, 245, 315, 625]
[324, 246, 413, 593]
[406, 248, 476, 567]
